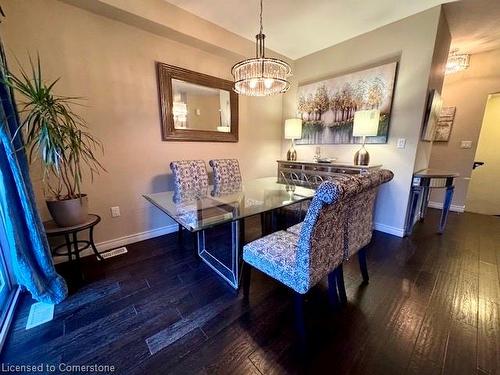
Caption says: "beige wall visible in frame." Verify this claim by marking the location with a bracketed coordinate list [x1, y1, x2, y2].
[429, 48, 500, 209]
[1, 0, 283, 245]
[413, 9, 451, 172]
[465, 94, 500, 215]
[282, 7, 447, 235]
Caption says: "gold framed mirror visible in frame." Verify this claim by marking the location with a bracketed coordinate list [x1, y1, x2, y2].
[156, 63, 238, 142]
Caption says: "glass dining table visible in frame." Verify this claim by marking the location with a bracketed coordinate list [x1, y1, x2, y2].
[143, 177, 315, 289]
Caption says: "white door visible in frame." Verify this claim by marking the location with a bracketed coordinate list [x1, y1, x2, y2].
[465, 93, 500, 215]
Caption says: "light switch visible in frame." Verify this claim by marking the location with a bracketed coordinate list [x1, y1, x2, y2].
[397, 138, 406, 149]
[460, 141, 472, 149]
[110, 206, 120, 218]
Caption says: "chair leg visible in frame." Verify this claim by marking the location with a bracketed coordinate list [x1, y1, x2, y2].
[294, 292, 306, 338]
[260, 213, 266, 236]
[191, 231, 198, 253]
[358, 247, 369, 283]
[177, 224, 183, 244]
[336, 265, 347, 304]
[243, 264, 251, 298]
[328, 269, 340, 306]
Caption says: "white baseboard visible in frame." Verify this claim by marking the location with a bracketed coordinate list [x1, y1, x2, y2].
[373, 222, 405, 238]
[53, 223, 179, 264]
[53, 220, 406, 265]
[428, 201, 465, 213]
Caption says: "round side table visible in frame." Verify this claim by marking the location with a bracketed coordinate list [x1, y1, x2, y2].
[44, 214, 103, 263]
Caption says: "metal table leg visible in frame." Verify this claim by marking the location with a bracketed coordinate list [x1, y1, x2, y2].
[405, 187, 422, 236]
[64, 234, 72, 262]
[72, 232, 85, 281]
[72, 232, 80, 263]
[439, 186, 454, 234]
[197, 220, 241, 289]
[420, 186, 431, 221]
[89, 226, 104, 261]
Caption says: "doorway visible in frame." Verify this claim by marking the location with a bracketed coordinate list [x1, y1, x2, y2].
[465, 93, 500, 215]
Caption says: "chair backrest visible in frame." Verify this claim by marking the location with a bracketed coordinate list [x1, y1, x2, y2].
[296, 169, 394, 288]
[169, 160, 209, 194]
[209, 159, 242, 189]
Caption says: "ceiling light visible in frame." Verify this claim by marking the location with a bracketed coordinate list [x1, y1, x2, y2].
[446, 50, 470, 75]
[231, 0, 291, 96]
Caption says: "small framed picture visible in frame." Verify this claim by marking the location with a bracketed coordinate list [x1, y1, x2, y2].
[434, 106, 456, 142]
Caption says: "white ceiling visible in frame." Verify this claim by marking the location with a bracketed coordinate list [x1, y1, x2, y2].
[444, 0, 500, 54]
[164, 0, 455, 59]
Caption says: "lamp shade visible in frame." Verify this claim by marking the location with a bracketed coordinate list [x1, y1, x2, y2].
[352, 109, 380, 137]
[284, 118, 302, 140]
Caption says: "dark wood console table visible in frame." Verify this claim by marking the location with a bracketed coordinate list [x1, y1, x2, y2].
[405, 169, 459, 235]
[277, 160, 381, 187]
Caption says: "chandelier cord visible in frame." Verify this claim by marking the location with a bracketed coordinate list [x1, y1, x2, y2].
[259, 0, 263, 34]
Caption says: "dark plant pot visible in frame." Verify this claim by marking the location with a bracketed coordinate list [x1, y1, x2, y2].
[46, 194, 89, 227]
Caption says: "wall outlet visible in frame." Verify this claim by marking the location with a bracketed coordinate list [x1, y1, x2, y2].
[397, 138, 406, 149]
[460, 140, 472, 149]
[110, 206, 120, 218]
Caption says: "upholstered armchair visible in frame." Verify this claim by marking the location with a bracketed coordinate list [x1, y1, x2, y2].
[242, 169, 394, 329]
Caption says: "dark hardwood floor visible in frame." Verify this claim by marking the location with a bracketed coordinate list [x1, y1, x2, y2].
[2, 209, 499, 374]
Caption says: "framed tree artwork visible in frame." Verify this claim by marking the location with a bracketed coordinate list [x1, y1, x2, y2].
[295, 61, 398, 145]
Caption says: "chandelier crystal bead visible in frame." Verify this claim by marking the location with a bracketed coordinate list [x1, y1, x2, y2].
[445, 50, 470, 75]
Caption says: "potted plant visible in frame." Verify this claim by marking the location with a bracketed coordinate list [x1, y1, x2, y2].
[4, 56, 104, 227]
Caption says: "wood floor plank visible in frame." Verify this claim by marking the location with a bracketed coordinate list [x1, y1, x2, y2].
[406, 270, 458, 373]
[442, 320, 477, 375]
[451, 271, 479, 327]
[477, 298, 500, 374]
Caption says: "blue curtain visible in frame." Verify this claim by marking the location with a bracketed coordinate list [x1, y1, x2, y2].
[0, 44, 67, 303]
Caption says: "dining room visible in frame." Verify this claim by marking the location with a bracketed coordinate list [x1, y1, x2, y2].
[0, 0, 499, 373]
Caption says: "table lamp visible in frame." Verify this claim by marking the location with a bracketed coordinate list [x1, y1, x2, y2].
[352, 109, 380, 166]
[284, 118, 302, 161]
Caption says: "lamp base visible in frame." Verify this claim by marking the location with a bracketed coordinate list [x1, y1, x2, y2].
[287, 142, 297, 161]
[354, 145, 370, 166]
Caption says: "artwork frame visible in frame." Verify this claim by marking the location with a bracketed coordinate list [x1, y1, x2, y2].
[434, 106, 456, 142]
[421, 89, 443, 141]
[295, 61, 398, 145]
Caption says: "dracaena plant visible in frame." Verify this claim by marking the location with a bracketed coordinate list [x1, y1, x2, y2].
[4, 55, 104, 200]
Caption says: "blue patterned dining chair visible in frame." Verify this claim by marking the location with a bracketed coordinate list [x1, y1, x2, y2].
[208, 159, 242, 190]
[285, 170, 394, 299]
[170, 160, 209, 194]
[242, 169, 394, 332]
[170, 160, 209, 244]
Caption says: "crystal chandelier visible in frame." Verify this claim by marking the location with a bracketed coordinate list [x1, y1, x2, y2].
[231, 0, 291, 96]
[446, 50, 470, 75]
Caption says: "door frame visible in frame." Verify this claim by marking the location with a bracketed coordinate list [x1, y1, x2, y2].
[0, 208, 20, 353]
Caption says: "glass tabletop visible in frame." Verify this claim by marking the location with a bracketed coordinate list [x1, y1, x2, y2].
[143, 177, 315, 232]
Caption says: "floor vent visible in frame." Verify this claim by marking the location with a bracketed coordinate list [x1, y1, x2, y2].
[99, 246, 128, 260]
[26, 302, 54, 330]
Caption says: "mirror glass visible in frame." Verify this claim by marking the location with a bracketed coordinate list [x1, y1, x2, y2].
[171, 79, 231, 132]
